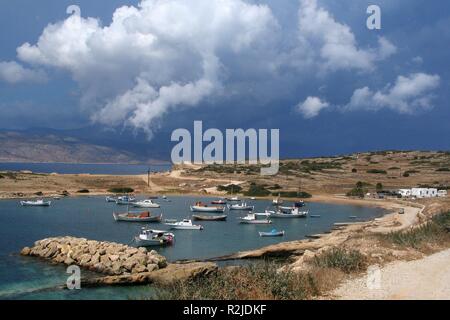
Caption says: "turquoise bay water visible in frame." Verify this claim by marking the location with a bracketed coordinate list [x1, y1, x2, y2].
[0, 196, 385, 300]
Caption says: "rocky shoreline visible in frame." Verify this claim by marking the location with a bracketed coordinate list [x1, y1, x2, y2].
[20, 236, 217, 286]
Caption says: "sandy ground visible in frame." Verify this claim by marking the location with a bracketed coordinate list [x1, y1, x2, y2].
[332, 248, 450, 300]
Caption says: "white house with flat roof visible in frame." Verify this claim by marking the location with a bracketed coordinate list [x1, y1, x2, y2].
[398, 189, 412, 197]
[438, 190, 448, 197]
[398, 188, 446, 198]
[411, 188, 438, 198]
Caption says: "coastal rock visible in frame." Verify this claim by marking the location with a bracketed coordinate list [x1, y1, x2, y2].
[20, 247, 31, 256]
[20, 236, 168, 277]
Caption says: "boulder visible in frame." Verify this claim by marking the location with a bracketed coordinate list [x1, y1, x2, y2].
[20, 247, 31, 256]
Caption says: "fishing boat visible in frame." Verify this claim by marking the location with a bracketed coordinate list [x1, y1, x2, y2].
[227, 196, 240, 202]
[134, 228, 175, 247]
[190, 202, 226, 213]
[165, 219, 204, 230]
[105, 196, 117, 203]
[192, 214, 227, 221]
[272, 196, 283, 205]
[116, 195, 136, 205]
[113, 211, 162, 222]
[133, 199, 160, 208]
[228, 202, 254, 211]
[259, 229, 285, 237]
[20, 199, 51, 207]
[211, 199, 226, 205]
[279, 201, 306, 212]
[239, 213, 272, 224]
[267, 208, 308, 218]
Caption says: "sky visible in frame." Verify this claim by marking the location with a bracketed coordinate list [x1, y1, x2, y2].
[0, 0, 449, 159]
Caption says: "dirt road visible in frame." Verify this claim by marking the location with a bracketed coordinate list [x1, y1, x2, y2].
[333, 249, 450, 300]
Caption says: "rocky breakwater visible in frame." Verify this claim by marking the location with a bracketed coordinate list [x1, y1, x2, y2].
[20, 236, 218, 286]
[20, 236, 167, 275]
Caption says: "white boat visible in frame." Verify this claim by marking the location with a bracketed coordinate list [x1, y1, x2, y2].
[133, 199, 160, 208]
[165, 219, 204, 230]
[239, 213, 272, 225]
[116, 196, 136, 205]
[134, 228, 175, 247]
[228, 196, 240, 202]
[105, 196, 117, 202]
[267, 208, 308, 218]
[190, 202, 226, 213]
[250, 197, 256, 200]
[20, 199, 51, 207]
[228, 202, 254, 211]
[259, 229, 285, 237]
[272, 197, 283, 205]
[113, 211, 162, 222]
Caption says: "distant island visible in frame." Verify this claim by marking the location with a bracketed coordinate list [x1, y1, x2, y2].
[0, 130, 143, 164]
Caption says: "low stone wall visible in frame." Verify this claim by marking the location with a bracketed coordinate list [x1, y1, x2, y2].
[21, 236, 167, 276]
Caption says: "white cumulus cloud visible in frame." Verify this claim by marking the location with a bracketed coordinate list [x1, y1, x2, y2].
[14, 0, 278, 135]
[0, 61, 47, 84]
[297, 0, 396, 72]
[344, 73, 441, 113]
[296, 96, 330, 118]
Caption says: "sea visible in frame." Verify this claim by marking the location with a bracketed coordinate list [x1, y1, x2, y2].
[0, 195, 385, 300]
[0, 162, 171, 175]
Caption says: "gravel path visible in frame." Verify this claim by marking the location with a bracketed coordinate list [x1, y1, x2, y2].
[333, 249, 450, 300]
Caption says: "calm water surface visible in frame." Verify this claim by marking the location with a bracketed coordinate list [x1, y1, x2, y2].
[0, 196, 385, 300]
[0, 162, 171, 175]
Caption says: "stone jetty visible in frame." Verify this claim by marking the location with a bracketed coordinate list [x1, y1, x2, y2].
[21, 236, 168, 275]
[20, 236, 218, 286]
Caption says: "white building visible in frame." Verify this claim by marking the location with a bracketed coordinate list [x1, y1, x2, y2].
[398, 188, 444, 198]
[438, 190, 448, 197]
[398, 189, 412, 197]
[411, 188, 438, 198]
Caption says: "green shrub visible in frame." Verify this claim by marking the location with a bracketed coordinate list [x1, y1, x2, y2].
[107, 187, 135, 193]
[436, 168, 450, 172]
[351, 168, 357, 173]
[77, 189, 90, 193]
[366, 169, 387, 174]
[217, 184, 242, 194]
[244, 184, 271, 197]
[312, 248, 367, 274]
[272, 191, 312, 198]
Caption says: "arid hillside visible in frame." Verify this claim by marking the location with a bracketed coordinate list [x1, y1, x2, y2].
[178, 150, 450, 195]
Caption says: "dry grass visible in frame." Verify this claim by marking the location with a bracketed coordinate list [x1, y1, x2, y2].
[154, 257, 362, 300]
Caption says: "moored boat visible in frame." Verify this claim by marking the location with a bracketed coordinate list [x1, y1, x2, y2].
[115, 195, 136, 205]
[165, 219, 204, 230]
[134, 228, 174, 247]
[228, 197, 240, 202]
[239, 213, 272, 224]
[272, 199, 283, 205]
[228, 202, 254, 211]
[113, 211, 162, 222]
[211, 199, 226, 205]
[20, 199, 51, 207]
[190, 202, 226, 213]
[105, 196, 117, 202]
[259, 229, 285, 237]
[133, 199, 160, 208]
[192, 214, 227, 221]
[267, 208, 308, 218]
